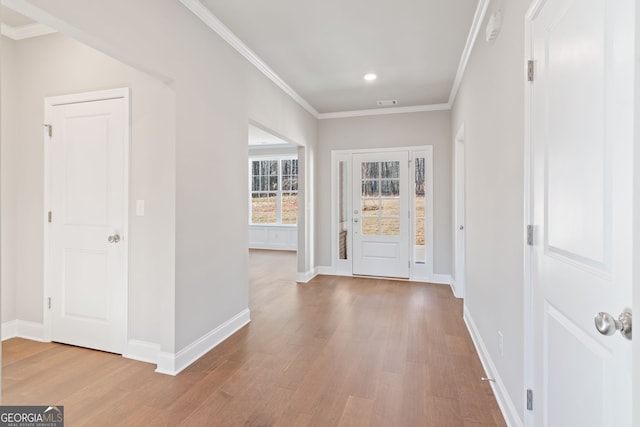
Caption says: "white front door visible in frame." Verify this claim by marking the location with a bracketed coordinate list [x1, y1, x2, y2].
[529, 0, 633, 425]
[352, 151, 409, 278]
[46, 90, 129, 354]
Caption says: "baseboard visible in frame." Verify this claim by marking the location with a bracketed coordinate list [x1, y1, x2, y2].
[316, 265, 334, 275]
[249, 244, 297, 251]
[2, 320, 46, 342]
[123, 339, 162, 365]
[155, 308, 251, 376]
[431, 274, 452, 286]
[296, 268, 318, 283]
[2, 320, 18, 340]
[463, 305, 523, 427]
[449, 277, 464, 298]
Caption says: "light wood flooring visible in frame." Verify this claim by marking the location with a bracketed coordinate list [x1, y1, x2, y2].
[2, 250, 505, 426]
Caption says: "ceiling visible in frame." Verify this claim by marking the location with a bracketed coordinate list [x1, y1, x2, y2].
[1, 1, 485, 116]
[197, 0, 480, 114]
[248, 124, 296, 148]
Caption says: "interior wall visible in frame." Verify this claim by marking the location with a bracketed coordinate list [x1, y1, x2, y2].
[12, 0, 318, 355]
[1, 35, 17, 323]
[2, 32, 177, 351]
[316, 110, 452, 275]
[450, 0, 531, 423]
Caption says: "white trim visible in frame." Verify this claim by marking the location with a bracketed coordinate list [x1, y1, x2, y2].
[431, 274, 452, 286]
[43, 87, 131, 354]
[316, 265, 335, 276]
[464, 305, 523, 427]
[448, 0, 491, 106]
[179, 0, 318, 118]
[318, 103, 451, 120]
[155, 309, 251, 376]
[2, 320, 46, 342]
[0, 22, 56, 40]
[123, 340, 162, 365]
[296, 268, 318, 283]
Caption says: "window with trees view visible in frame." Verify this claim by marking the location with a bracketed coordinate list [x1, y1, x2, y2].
[250, 157, 298, 225]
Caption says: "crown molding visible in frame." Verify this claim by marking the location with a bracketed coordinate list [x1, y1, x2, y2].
[1, 22, 56, 40]
[448, 0, 491, 106]
[317, 103, 451, 120]
[179, 0, 320, 118]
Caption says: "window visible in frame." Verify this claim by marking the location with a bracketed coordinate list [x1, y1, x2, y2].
[249, 157, 298, 225]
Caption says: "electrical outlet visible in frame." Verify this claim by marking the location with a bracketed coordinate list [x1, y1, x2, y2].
[498, 331, 504, 357]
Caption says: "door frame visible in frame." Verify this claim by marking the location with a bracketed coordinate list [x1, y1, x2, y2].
[453, 124, 466, 298]
[330, 146, 433, 281]
[43, 88, 130, 350]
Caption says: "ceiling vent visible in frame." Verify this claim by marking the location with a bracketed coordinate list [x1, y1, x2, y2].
[376, 100, 398, 107]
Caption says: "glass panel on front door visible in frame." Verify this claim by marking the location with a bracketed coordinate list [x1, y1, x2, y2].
[360, 161, 401, 236]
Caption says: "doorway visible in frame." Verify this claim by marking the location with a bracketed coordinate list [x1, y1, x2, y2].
[332, 147, 433, 280]
[44, 88, 130, 354]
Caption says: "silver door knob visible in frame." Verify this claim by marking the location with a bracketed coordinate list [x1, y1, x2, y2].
[108, 234, 121, 243]
[594, 311, 632, 340]
[459, 225, 464, 230]
[353, 218, 359, 223]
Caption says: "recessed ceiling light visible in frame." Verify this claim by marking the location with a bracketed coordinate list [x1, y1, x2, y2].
[364, 73, 377, 81]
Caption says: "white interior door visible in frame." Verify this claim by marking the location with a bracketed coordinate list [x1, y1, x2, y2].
[352, 151, 409, 278]
[454, 129, 466, 298]
[46, 90, 129, 354]
[530, 0, 633, 425]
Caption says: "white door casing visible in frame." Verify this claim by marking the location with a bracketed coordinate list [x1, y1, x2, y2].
[45, 89, 129, 354]
[454, 125, 466, 298]
[528, 0, 633, 425]
[352, 151, 409, 278]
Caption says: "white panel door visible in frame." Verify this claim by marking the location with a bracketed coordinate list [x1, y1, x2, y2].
[48, 94, 128, 354]
[352, 152, 409, 278]
[530, 0, 633, 425]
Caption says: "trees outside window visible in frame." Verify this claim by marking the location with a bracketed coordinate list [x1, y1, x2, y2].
[249, 157, 298, 225]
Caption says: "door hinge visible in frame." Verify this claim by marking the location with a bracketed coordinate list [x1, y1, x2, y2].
[526, 389, 533, 411]
[527, 60, 535, 82]
[48, 297, 51, 310]
[43, 124, 52, 138]
[48, 211, 52, 223]
[527, 224, 533, 246]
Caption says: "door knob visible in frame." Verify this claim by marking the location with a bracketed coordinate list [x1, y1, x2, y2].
[594, 311, 632, 340]
[353, 218, 359, 223]
[459, 225, 464, 230]
[108, 234, 121, 243]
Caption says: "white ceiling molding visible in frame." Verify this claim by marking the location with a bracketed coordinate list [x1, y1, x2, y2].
[1, 22, 56, 40]
[318, 103, 451, 120]
[447, 0, 491, 106]
[179, 0, 320, 118]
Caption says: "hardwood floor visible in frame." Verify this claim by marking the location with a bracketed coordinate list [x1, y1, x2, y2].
[2, 250, 505, 426]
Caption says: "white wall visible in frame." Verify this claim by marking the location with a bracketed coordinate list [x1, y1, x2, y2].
[451, 1, 531, 423]
[1, 32, 177, 351]
[7, 0, 317, 358]
[316, 111, 452, 275]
